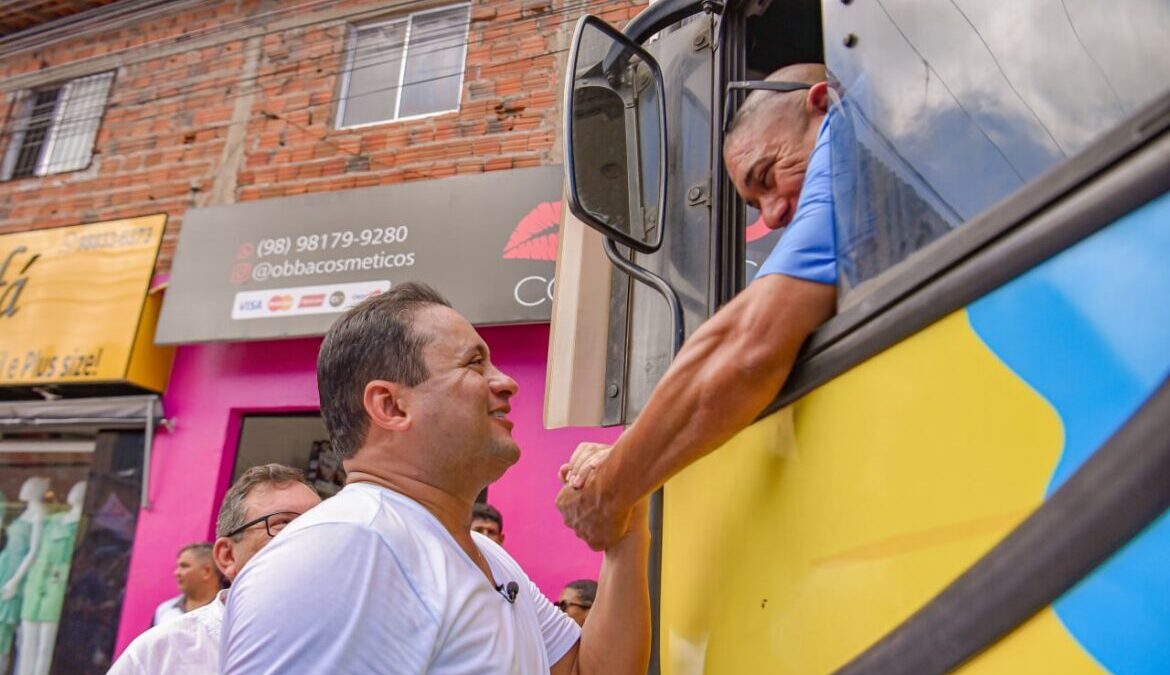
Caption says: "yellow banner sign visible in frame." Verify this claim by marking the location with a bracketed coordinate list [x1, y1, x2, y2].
[0, 214, 172, 390]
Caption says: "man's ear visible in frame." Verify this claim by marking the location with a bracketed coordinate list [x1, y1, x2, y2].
[364, 380, 411, 432]
[212, 538, 237, 581]
[807, 81, 830, 116]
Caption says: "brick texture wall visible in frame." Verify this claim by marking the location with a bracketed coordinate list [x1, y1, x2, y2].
[0, 0, 645, 271]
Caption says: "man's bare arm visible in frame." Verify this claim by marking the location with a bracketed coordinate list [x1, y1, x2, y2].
[557, 274, 835, 549]
[551, 499, 651, 675]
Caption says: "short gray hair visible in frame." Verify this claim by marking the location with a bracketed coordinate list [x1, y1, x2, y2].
[216, 464, 311, 539]
[178, 542, 213, 562]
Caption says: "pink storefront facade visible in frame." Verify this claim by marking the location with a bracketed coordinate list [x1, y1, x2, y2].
[116, 322, 616, 653]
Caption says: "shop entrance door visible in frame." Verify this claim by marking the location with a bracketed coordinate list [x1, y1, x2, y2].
[233, 415, 344, 499]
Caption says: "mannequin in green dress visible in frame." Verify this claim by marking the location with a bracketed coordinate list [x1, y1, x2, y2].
[0, 477, 49, 675]
[16, 481, 85, 675]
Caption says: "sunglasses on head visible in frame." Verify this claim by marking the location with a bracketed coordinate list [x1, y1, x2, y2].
[722, 80, 814, 134]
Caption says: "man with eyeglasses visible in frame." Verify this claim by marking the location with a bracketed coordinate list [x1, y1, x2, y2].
[558, 63, 839, 550]
[108, 464, 319, 675]
[556, 580, 597, 627]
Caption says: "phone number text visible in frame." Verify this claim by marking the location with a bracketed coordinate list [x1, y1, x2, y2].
[256, 227, 410, 257]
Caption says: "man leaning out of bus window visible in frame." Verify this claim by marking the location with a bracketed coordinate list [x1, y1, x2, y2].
[557, 63, 838, 549]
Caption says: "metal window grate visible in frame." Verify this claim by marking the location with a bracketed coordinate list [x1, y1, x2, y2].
[9, 88, 60, 179]
[2, 71, 113, 180]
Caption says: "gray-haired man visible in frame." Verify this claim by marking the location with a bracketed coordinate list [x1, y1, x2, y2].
[109, 464, 320, 675]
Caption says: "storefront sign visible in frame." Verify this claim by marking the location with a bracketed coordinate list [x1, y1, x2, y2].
[156, 166, 564, 343]
[0, 215, 172, 390]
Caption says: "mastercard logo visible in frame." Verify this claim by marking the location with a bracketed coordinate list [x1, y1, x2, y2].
[268, 295, 294, 312]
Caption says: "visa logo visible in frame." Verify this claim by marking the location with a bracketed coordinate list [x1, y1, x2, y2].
[238, 299, 263, 312]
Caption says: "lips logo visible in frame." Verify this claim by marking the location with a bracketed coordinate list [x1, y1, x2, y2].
[746, 214, 774, 243]
[267, 295, 293, 312]
[503, 201, 561, 261]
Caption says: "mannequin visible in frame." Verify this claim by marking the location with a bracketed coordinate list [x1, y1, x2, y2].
[17, 480, 86, 675]
[0, 477, 49, 675]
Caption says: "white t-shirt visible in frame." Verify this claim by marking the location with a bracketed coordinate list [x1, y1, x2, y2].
[151, 594, 186, 626]
[221, 482, 581, 674]
[111, 590, 226, 675]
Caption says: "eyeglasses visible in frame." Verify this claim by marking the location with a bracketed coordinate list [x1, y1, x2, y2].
[224, 511, 302, 539]
[722, 80, 814, 134]
[554, 600, 593, 612]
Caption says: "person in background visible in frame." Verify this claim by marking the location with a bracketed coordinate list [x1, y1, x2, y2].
[471, 502, 505, 546]
[109, 464, 320, 674]
[152, 544, 219, 626]
[556, 580, 597, 627]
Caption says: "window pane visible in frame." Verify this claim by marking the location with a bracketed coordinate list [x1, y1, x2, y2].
[745, 208, 784, 285]
[399, 6, 469, 118]
[823, 0, 1170, 299]
[43, 72, 114, 175]
[8, 89, 59, 179]
[1, 94, 34, 180]
[341, 22, 406, 127]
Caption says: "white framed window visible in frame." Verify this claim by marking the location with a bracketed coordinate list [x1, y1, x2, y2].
[337, 4, 471, 128]
[2, 71, 115, 180]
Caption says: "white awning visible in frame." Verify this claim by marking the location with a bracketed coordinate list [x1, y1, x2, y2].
[0, 395, 164, 432]
[0, 395, 167, 510]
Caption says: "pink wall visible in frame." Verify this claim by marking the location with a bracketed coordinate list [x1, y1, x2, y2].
[474, 324, 620, 598]
[115, 323, 618, 652]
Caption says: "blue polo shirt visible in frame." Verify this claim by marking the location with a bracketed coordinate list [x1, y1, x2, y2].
[755, 115, 837, 285]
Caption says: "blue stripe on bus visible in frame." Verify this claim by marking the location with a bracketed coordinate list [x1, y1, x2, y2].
[967, 190, 1170, 674]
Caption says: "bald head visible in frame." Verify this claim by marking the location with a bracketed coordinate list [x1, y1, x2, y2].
[726, 63, 827, 144]
[723, 64, 829, 230]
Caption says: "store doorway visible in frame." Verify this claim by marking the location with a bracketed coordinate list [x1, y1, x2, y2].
[232, 414, 345, 498]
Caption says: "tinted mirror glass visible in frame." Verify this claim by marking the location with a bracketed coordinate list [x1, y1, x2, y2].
[823, 0, 1170, 300]
[566, 17, 665, 254]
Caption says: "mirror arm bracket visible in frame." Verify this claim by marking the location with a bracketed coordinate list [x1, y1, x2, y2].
[603, 237, 685, 356]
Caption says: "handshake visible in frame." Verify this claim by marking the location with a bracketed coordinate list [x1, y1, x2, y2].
[556, 442, 647, 551]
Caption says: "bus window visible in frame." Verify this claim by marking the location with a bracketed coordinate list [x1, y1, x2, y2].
[825, 0, 1170, 301]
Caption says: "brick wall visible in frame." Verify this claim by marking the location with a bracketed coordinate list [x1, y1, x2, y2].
[0, 0, 645, 270]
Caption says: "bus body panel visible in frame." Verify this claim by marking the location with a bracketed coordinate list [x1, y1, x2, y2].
[661, 191, 1170, 673]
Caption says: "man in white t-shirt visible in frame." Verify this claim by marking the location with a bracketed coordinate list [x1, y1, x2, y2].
[109, 465, 320, 674]
[222, 282, 651, 675]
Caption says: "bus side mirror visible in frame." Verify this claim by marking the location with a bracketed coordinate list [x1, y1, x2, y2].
[564, 16, 666, 255]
